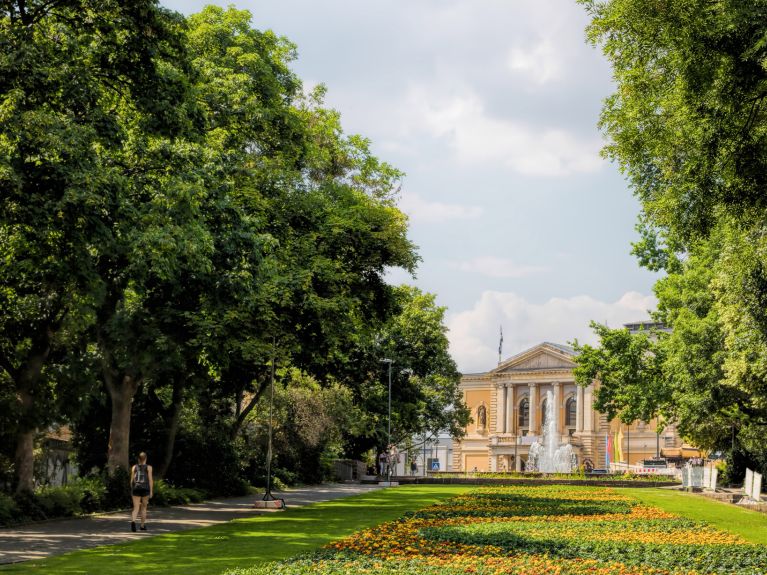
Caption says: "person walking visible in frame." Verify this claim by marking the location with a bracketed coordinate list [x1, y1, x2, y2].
[130, 452, 153, 532]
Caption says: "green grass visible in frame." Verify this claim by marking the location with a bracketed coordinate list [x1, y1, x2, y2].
[624, 487, 767, 544]
[0, 485, 471, 575]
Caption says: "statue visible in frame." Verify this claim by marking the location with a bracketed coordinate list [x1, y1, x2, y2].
[477, 404, 487, 429]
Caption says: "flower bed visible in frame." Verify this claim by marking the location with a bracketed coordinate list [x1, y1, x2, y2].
[231, 485, 767, 575]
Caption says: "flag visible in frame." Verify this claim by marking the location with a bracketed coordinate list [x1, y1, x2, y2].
[498, 325, 503, 362]
[605, 433, 612, 469]
[615, 426, 624, 463]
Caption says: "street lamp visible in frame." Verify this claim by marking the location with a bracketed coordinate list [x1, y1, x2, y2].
[381, 358, 393, 484]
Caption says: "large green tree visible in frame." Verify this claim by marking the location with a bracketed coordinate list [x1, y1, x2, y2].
[180, 5, 418, 444]
[0, 0, 200, 489]
[580, 0, 767, 474]
[342, 285, 470, 459]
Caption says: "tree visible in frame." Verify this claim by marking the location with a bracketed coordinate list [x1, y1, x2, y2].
[342, 286, 470, 459]
[182, 5, 419, 448]
[582, 0, 767, 476]
[573, 323, 670, 424]
[0, 0, 195, 490]
[582, 0, 767, 246]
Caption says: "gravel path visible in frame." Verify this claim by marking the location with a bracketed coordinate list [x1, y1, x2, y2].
[0, 483, 383, 565]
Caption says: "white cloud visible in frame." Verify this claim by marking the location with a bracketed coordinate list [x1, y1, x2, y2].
[407, 89, 603, 177]
[398, 192, 483, 224]
[508, 39, 562, 84]
[447, 290, 657, 373]
[448, 256, 547, 278]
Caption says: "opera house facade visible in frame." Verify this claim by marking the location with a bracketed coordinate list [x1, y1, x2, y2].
[453, 342, 691, 472]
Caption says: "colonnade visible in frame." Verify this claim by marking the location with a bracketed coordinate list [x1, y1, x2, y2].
[494, 381, 593, 436]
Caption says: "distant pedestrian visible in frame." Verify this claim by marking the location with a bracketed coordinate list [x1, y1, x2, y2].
[410, 460, 417, 475]
[130, 452, 153, 532]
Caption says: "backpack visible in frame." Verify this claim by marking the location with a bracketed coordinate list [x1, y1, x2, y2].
[133, 464, 149, 490]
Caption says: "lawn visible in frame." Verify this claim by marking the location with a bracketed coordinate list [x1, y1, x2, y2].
[0, 485, 471, 575]
[6, 484, 767, 575]
[231, 484, 767, 575]
[624, 487, 767, 545]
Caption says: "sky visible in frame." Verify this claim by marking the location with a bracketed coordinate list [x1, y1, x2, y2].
[162, 0, 661, 373]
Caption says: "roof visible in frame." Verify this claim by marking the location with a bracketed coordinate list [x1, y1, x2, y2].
[542, 341, 578, 356]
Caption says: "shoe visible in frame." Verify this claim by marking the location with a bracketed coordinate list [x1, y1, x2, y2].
[131, 521, 136, 532]
[140, 525, 147, 531]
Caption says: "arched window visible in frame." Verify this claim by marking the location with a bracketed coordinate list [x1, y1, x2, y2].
[541, 397, 548, 427]
[518, 398, 529, 428]
[565, 397, 577, 427]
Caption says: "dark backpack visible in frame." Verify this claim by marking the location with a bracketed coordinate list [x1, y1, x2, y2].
[133, 464, 149, 489]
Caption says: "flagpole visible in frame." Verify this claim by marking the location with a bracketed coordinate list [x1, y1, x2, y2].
[498, 325, 503, 365]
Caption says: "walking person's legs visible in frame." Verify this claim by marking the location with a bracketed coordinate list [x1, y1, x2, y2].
[130, 495, 141, 532]
[139, 496, 149, 530]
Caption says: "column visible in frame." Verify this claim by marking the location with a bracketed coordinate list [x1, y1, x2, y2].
[584, 382, 594, 432]
[515, 453, 522, 471]
[529, 383, 538, 435]
[553, 381, 562, 436]
[506, 384, 515, 435]
[576, 385, 584, 432]
[496, 384, 506, 433]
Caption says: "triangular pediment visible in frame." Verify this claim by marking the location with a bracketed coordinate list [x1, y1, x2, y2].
[493, 342, 577, 373]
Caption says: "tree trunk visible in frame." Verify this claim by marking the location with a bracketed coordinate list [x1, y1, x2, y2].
[14, 429, 35, 493]
[13, 337, 51, 494]
[155, 382, 184, 479]
[230, 377, 268, 440]
[105, 371, 141, 473]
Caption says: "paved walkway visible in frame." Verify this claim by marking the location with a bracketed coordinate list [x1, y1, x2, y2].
[0, 483, 383, 565]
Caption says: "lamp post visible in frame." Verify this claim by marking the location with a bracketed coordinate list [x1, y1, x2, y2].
[381, 358, 393, 484]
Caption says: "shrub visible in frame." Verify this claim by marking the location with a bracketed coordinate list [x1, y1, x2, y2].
[151, 480, 206, 506]
[0, 492, 20, 525]
[35, 484, 82, 518]
[75, 476, 107, 513]
[103, 467, 131, 510]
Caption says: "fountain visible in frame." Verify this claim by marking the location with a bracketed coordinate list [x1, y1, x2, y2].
[527, 390, 576, 473]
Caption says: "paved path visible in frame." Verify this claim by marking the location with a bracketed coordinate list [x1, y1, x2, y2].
[0, 483, 383, 565]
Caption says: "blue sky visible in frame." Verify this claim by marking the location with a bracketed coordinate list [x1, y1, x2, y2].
[163, 0, 660, 372]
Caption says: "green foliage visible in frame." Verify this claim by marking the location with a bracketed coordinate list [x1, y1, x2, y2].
[0, 492, 19, 525]
[2, 0, 427, 496]
[573, 322, 670, 423]
[165, 424, 250, 497]
[582, 0, 767, 244]
[341, 285, 470, 458]
[238, 370, 362, 486]
[150, 480, 206, 507]
[581, 0, 767, 478]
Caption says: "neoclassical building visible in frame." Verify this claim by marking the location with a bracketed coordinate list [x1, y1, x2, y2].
[453, 342, 686, 472]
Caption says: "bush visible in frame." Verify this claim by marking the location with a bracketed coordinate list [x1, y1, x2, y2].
[0, 492, 20, 525]
[75, 476, 107, 513]
[103, 467, 131, 510]
[35, 484, 82, 518]
[151, 480, 206, 506]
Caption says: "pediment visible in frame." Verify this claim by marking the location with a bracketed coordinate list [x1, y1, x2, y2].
[494, 343, 576, 373]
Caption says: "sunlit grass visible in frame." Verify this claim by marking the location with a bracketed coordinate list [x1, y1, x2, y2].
[623, 487, 767, 544]
[0, 486, 471, 575]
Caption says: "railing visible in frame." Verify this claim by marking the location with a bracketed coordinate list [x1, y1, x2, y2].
[609, 461, 682, 478]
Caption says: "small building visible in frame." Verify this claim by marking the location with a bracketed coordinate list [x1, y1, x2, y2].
[452, 342, 686, 472]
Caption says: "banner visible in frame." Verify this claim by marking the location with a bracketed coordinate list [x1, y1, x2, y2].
[615, 427, 624, 464]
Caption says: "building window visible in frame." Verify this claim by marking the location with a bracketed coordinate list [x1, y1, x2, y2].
[565, 397, 577, 427]
[518, 398, 529, 429]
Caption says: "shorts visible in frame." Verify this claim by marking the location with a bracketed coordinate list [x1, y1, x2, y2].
[132, 487, 150, 497]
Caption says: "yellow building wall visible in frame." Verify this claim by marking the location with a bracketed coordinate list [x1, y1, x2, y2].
[465, 454, 488, 472]
[464, 389, 492, 433]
